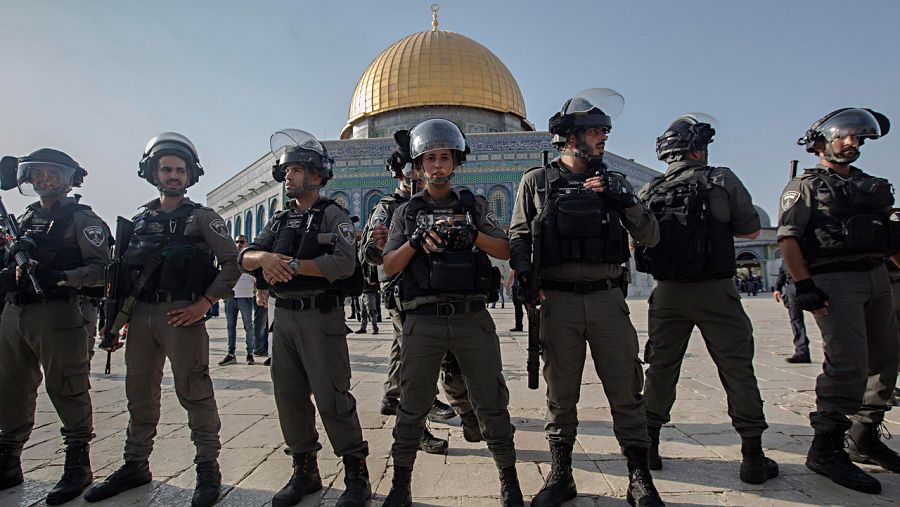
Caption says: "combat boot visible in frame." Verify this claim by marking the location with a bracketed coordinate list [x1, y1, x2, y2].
[0, 447, 23, 490]
[647, 427, 662, 471]
[84, 460, 152, 502]
[806, 429, 881, 494]
[192, 460, 221, 507]
[624, 446, 665, 507]
[272, 453, 322, 507]
[459, 410, 483, 443]
[336, 455, 370, 507]
[532, 441, 576, 507]
[739, 436, 779, 484]
[46, 443, 92, 505]
[382, 465, 412, 507]
[499, 465, 524, 507]
[847, 422, 900, 472]
[428, 399, 456, 422]
[419, 428, 449, 454]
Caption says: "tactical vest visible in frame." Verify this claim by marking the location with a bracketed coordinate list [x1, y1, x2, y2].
[18, 202, 88, 272]
[634, 167, 736, 281]
[538, 166, 630, 267]
[122, 203, 218, 297]
[361, 193, 408, 285]
[266, 199, 363, 298]
[399, 189, 495, 300]
[804, 169, 898, 260]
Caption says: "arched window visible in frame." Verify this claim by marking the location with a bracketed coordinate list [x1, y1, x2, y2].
[244, 210, 253, 239]
[363, 190, 384, 223]
[331, 191, 350, 211]
[269, 197, 279, 220]
[226, 219, 232, 238]
[256, 204, 265, 236]
[234, 216, 242, 240]
[736, 251, 758, 261]
[488, 185, 510, 224]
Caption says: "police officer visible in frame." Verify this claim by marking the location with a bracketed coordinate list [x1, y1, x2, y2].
[0, 149, 109, 505]
[509, 89, 664, 507]
[635, 114, 778, 485]
[240, 129, 370, 507]
[359, 130, 477, 455]
[774, 264, 810, 363]
[84, 133, 239, 507]
[380, 119, 523, 507]
[778, 108, 899, 493]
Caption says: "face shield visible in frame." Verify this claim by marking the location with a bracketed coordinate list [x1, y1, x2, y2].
[16, 162, 76, 197]
[270, 128, 333, 191]
[564, 88, 625, 129]
[818, 109, 883, 143]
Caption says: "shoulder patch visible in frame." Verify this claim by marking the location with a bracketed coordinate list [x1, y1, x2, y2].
[82, 225, 106, 247]
[371, 208, 389, 227]
[338, 223, 356, 245]
[781, 190, 801, 211]
[209, 218, 230, 238]
[485, 210, 500, 227]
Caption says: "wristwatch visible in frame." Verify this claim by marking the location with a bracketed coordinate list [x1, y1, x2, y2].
[288, 258, 299, 273]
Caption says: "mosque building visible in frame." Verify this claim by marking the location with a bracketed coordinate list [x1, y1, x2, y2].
[206, 8, 779, 295]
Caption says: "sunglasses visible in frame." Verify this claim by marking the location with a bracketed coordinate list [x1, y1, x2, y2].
[236, 240, 246, 245]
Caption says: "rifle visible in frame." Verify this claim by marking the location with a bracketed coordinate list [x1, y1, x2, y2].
[790, 160, 798, 180]
[0, 196, 42, 296]
[99, 217, 136, 373]
[525, 150, 551, 390]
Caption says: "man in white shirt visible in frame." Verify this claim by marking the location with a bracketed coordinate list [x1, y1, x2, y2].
[219, 235, 256, 365]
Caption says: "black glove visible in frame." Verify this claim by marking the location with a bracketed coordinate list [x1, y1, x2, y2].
[408, 222, 432, 251]
[446, 223, 478, 251]
[516, 270, 539, 306]
[794, 279, 829, 312]
[386, 130, 413, 175]
[602, 174, 638, 210]
[35, 266, 67, 288]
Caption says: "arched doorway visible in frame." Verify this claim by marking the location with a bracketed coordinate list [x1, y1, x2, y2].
[735, 251, 765, 294]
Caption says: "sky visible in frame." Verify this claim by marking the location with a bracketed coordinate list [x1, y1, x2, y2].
[1, 0, 899, 224]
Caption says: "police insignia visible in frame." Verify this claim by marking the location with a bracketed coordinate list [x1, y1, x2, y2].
[209, 218, 229, 238]
[781, 191, 800, 211]
[372, 210, 388, 226]
[338, 223, 356, 245]
[82, 226, 105, 247]
[486, 211, 499, 227]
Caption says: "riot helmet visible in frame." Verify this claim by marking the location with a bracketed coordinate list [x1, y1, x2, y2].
[15, 148, 86, 197]
[408, 119, 469, 184]
[656, 113, 718, 163]
[270, 129, 333, 190]
[798, 108, 890, 163]
[549, 88, 624, 148]
[138, 132, 204, 191]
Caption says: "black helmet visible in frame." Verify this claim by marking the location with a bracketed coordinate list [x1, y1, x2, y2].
[656, 113, 718, 163]
[13, 148, 86, 197]
[270, 129, 333, 186]
[138, 132, 204, 187]
[549, 88, 624, 146]
[385, 129, 413, 179]
[408, 119, 469, 164]
[798, 108, 890, 163]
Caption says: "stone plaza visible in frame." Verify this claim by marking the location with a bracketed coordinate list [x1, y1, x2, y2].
[2, 296, 898, 507]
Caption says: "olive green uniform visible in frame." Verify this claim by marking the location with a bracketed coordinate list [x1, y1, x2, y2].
[360, 189, 473, 415]
[384, 188, 514, 469]
[639, 161, 769, 438]
[243, 199, 367, 459]
[509, 162, 658, 448]
[777, 165, 899, 432]
[123, 198, 239, 464]
[0, 197, 110, 457]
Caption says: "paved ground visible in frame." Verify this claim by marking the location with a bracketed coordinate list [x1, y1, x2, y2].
[2, 295, 899, 506]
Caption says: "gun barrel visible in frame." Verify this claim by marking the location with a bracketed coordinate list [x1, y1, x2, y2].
[790, 160, 799, 179]
[527, 307, 541, 390]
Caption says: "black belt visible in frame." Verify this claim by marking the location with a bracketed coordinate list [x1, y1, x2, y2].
[809, 258, 882, 275]
[137, 290, 198, 303]
[541, 278, 621, 294]
[6, 289, 78, 306]
[407, 300, 486, 316]
[275, 295, 343, 312]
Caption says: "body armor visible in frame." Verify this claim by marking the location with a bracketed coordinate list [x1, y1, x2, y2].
[399, 189, 495, 300]
[18, 203, 88, 273]
[804, 169, 898, 260]
[635, 167, 736, 281]
[538, 166, 630, 267]
[122, 203, 217, 298]
[264, 199, 363, 298]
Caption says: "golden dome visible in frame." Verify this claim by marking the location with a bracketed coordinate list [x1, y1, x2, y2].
[342, 30, 527, 138]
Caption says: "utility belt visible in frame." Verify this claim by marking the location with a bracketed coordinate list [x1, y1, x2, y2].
[6, 288, 79, 306]
[275, 295, 343, 313]
[406, 300, 486, 317]
[137, 289, 199, 304]
[540, 277, 621, 294]
[809, 257, 883, 276]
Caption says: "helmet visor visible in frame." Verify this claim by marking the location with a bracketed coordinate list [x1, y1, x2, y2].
[409, 119, 467, 160]
[819, 109, 882, 142]
[270, 128, 331, 169]
[674, 112, 719, 130]
[567, 88, 625, 119]
[16, 162, 75, 197]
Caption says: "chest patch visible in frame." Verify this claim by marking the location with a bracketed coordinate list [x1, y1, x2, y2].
[781, 190, 801, 211]
[83, 225, 106, 247]
[209, 218, 230, 238]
